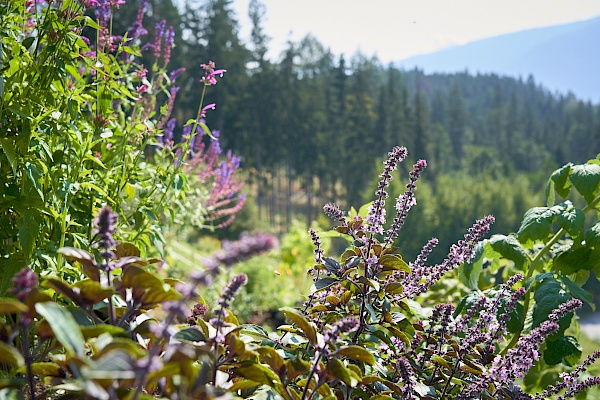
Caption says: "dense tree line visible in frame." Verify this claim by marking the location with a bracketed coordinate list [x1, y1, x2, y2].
[114, 0, 600, 234]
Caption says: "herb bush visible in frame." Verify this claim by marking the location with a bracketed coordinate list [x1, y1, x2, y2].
[0, 0, 244, 291]
[1, 150, 599, 399]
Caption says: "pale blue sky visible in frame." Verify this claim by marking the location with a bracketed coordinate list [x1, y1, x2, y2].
[231, 0, 600, 62]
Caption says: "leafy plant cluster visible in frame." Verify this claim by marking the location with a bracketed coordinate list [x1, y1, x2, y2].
[1, 149, 600, 399]
[0, 0, 244, 291]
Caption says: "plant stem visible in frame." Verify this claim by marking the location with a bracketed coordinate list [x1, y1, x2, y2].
[22, 324, 36, 400]
[300, 353, 322, 400]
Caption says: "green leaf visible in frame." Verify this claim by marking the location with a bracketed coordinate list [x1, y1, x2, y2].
[459, 241, 487, 290]
[378, 254, 410, 273]
[547, 163, 572, 205]
[325, 358, 355, 387]
[72, 280, 114, 304]
[279, 307, 317, 344]
[557, 275, 594, 307]
[121, 266, 182, 308]
[430, 355, 452, 370]
[585, 222, 600, 247]
[517, 207, 560, 243]
[25, 162, 43, 199]
[173, 327, 206, 342]
[35, 302, 85, 357]
[80, 325, 126, 339]
[83, 350, 136, 380]
[488, 235, 528, 268]
[237, 361, 281, 387]
[384, 282, 404, 295]
[0, 342, 24, 369]
[0, 138, 18, 174]
[555, 201, 585, 238]
[532, 277, 571, 336]
[554, 248, 593, 275]
[333, 345, 375, 365]
[569, 163, 600, 205]
[544, 336, 581, 366]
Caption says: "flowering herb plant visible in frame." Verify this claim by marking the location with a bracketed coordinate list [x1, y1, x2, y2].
[0, 0, 245, 290]
[1, 148, 599, 399]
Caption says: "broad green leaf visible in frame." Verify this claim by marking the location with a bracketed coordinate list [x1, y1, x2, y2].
[280, 307, 317, 344]
[544, 336, 581, 366]
[35, 302, 85, 357]
[174, 327, 206, 342]
[58, 247, 97, 269]
[384, 282, 403, 295]
[378, 254, 410, 273]
[0, 138, 18, 174]
[554, 248, 593, 275]
[82, 351, 136, 380]
[547, 163, 573, 205]
[237, 361, 281, 387]
[0, 342, 24, 368]
[517, 207, 560, 243]
[557, 275, 594, 307]
[121, 265, 181, 308]
[325, 358, 355, 387]
[532, 277, 571, 337]
[488, 234, 528, 268]
[19, 210, 42, 260]
[80, 325, 126, 339]
[555, 201, 585, 238]
[115, 242, 141, 258]
[72, 280, 114, 304]
[430, 355, 452, 370]
[569, 163, 600, 205]
[585, 222, 600, 247]
[228, 380, 260, 392]
[334, 345, 375, 365]
[25, 162, 43, 199]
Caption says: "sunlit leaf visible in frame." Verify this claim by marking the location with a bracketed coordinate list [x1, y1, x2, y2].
[280, 307, 317, 344]
[333, 345, 375, 365]
[35, 302, 85, 357]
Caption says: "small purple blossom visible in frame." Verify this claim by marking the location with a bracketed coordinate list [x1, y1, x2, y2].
[91, 204, 118, 262]
[365, 146, 408, 235]
[163, 26, 175, 64]
[11, 267, 38, 302]
[200, 61, 226, 86]
[128, 0, 148, 39]
[385, 159, 427, 244]
[169, 67, 186, 82]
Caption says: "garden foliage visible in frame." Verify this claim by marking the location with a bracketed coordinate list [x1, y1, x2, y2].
[2, 0, 600, 399]
[0, 0, 244, 291]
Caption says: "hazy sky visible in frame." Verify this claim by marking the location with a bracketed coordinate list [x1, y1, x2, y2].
[232, 0, 600, 62]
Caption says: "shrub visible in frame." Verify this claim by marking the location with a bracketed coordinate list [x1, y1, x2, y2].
[0, 0, 244, 292]
[1, 148, 599, 399]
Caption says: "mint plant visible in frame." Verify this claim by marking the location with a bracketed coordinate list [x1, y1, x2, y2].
[0, 0, 244, 291]
[1, 147, 599, 399]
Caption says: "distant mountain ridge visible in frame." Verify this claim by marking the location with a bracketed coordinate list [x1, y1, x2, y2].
[396, 16, 600, 102]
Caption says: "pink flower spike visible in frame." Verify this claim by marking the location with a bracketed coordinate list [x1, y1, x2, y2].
[199, 103, 216, 118]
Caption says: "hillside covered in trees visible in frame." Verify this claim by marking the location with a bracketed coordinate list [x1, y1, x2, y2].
[113, 0, 600, 259]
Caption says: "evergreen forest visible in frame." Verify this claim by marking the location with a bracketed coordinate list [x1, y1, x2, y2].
[112, 0, 600, 261]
